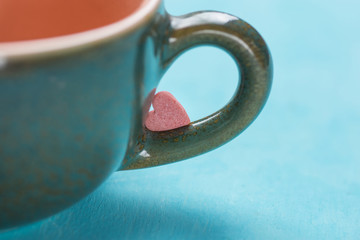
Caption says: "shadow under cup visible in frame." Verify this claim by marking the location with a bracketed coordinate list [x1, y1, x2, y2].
[0, 0, 146, 42]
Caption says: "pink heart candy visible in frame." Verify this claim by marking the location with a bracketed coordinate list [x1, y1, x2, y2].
[145, 91, 190, 131]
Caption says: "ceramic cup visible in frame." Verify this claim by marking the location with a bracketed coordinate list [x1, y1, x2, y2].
[0, 0, 272, 229]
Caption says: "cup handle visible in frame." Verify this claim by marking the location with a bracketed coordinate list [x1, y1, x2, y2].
[120, 11, 273, 170]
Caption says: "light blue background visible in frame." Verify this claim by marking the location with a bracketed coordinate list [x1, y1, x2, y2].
[1, 0, 360, 239]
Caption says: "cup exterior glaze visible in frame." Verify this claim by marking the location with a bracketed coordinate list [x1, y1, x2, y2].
[0, 2, 163, 229]
[0, 0, 273, 230]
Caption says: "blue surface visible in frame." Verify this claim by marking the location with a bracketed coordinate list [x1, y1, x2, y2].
[1, 0, 360, 239]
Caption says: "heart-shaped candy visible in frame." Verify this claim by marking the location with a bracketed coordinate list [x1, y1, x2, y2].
[145, 91, 190, 131]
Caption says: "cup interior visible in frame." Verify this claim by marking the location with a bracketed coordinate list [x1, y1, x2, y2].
[0, 0, 146, 42]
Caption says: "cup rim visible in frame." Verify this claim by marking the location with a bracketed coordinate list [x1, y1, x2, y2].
[0, 0, 160, 60]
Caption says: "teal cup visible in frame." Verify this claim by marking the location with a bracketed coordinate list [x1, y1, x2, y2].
[0, 0, 272, 229]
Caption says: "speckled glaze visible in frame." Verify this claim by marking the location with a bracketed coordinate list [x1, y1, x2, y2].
[121, 11, 273, 169]
[0, 1, 272, 230]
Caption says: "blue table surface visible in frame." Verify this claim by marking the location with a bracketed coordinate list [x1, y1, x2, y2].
[2, 0, 360, 239]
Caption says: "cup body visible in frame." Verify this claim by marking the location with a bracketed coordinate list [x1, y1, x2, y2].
[0, 0, 162, 229]
[0, 0, 273, 230]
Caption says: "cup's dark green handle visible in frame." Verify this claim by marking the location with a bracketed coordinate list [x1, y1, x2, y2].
[120, 11, 272, 170]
